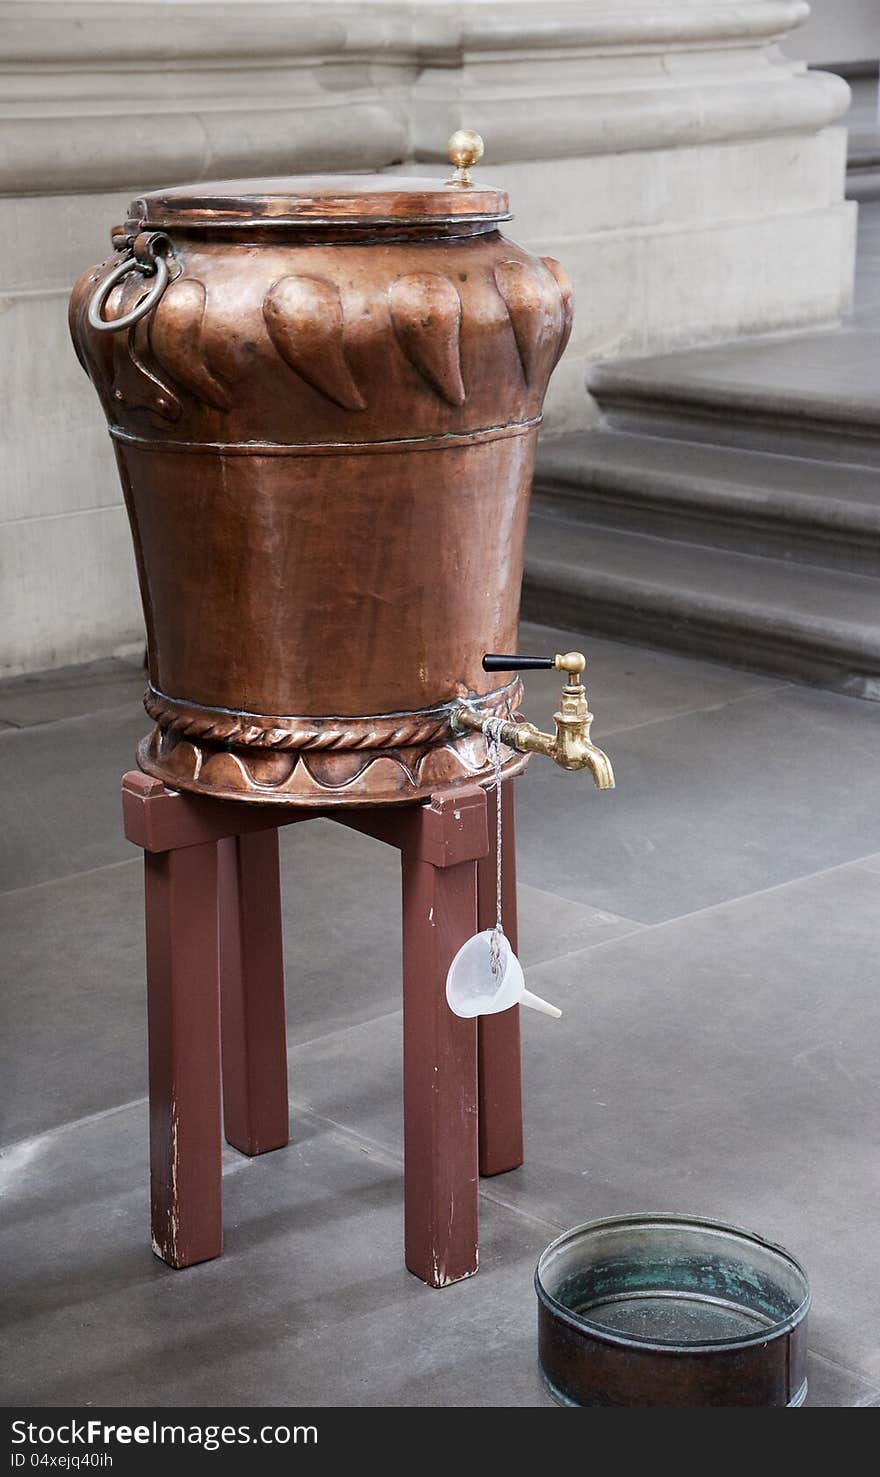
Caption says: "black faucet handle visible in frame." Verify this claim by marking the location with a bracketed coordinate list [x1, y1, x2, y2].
[482, 653, 555, 672]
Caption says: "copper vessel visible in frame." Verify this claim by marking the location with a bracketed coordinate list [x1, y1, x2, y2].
[69, 146, 573, 805]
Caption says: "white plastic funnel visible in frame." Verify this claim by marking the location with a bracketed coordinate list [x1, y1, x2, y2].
[445, 929, 562, 1020]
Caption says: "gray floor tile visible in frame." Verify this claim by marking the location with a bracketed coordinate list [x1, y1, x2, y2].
[0, 1100, 554, 1408]
[289, 821, 639, 1047]
[805, 1352, 880, 1408]
[0, 706, 148, 893]
[515, 881, 640, 962]
[279, 820, 402, 1045]
[0, 819, 636, 1148]
[515, 682, 880, 924]
[0, 862, 146, 1145]
[2, 1090, 873, 1406]
[0, 658, 145, 729]
[508, 863, 880, 1387]
[282, 862, 880, 1390]
[518, 619, 784, 738]
[281, 819, 640, 1043]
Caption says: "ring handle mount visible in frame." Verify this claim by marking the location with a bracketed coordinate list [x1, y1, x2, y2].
[87, 233, 173, 334]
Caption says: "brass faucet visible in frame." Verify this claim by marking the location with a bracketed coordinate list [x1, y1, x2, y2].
[453, 651, 615, 790]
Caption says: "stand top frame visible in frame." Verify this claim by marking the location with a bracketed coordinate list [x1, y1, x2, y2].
[122, 770, 492, 869]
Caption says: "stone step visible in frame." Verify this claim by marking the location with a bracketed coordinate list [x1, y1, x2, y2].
[844, 70, 880, 201]
[848, 153, 880, 203]
[844, 129, 880, 199]
[522, 511, 880, 698]
[533, 431, 880, 574]
[587, 337, 880, 465]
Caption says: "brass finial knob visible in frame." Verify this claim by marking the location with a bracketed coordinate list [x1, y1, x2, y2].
[554, 652, 586, 680]
[446, 129, 484, 187]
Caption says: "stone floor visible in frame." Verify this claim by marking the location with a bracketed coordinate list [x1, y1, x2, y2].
[2, 622, 879, 1408]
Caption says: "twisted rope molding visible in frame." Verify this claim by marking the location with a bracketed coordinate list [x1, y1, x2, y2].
[145, 680, 523, 752]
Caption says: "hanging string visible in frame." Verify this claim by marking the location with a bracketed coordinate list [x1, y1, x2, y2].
[482, 717, 506, 983]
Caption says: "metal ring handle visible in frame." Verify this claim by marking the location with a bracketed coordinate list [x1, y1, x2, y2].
[87, 253, 170, 333]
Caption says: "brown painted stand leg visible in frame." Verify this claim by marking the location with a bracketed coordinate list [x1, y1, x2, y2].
[124, 772, 496, 1285]
[144, 840, 223, 1269]
[124, 770, 300, 1270]
[218, 829, 289, 1156]
[477, 779, 524, 1176]
[398, 791, 484, 1287]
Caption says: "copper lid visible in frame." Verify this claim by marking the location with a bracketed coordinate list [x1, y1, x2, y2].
[129, 175, 510, 231]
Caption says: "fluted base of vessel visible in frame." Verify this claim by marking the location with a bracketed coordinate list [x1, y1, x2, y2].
[136, 679, 528, 805]
[137, 724, 527, 805]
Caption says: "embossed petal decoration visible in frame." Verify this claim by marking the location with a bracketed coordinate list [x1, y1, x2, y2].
[494, 259, 563, 386]
[138, 723, 527, 807]
[389, 273, 466, 406]
[540, 256, 574, 367]
[263, 275, 366, 411]
[150, 279, 232, 411]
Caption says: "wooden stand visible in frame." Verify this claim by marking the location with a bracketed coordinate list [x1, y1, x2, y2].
[122, 771, 524, 1287]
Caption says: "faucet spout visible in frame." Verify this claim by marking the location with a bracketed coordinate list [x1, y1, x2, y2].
[583, 743, 615, 790]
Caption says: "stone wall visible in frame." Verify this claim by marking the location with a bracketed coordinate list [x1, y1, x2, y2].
[1, 0, 856, 674]
[782, 0, 879, 65]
